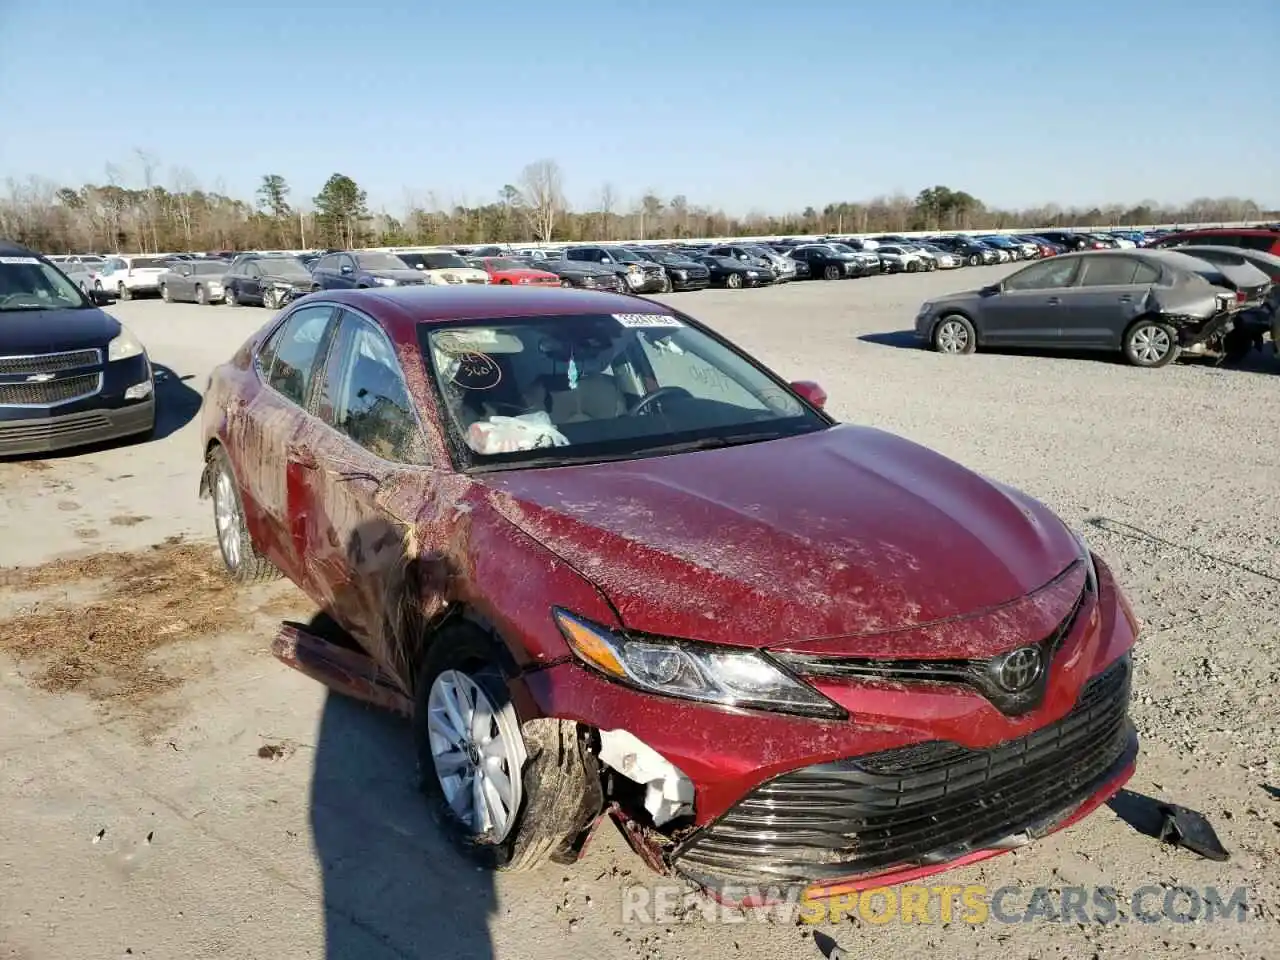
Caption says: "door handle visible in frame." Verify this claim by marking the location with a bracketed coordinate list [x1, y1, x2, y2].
[1117, 295, 1132, 302]
[288, 446, 319, 469]
[1046, 297, 1061, 305]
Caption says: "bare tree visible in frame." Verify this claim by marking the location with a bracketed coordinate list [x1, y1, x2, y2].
[597, 182, 616, 240]
[517, 160, 565, 242]
[170, 167, 199, 249]
[135, 149, 161, 252]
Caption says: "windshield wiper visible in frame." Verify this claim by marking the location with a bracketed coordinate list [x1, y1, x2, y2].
[629, 430, 792, 456]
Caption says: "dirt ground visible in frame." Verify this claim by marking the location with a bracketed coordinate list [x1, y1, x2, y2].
[0, 271, 1277, 959]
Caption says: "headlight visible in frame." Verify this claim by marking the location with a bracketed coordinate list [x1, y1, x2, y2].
[746, 270, 758, 277]
[517, 277, 531, 284]
[673, 270, 687, 280]
[107, 326, 145, 362]
[372, 276, 397, 286]
[553, 608, 845, 719]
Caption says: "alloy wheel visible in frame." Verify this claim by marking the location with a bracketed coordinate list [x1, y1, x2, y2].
[1129, 324, 1172, 365]
[213, 467, 242, 571]
[426, 669, 525, 842]
[936, 319, 971, 354]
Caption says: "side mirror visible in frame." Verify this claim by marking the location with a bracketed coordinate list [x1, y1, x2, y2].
[980, 283, 1001, 296]
[790, 380, 827, 410]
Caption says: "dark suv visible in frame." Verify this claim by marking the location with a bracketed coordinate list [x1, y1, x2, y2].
[1146, 227, 1280, 256]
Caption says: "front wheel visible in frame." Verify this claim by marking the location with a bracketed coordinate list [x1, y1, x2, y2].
[195, 284, 208, 305]
[726, 272, 744, 289]
[118, 283, 131, 301]
[822, 264, 841, 281]
[906, 260, 919, 273]
[968, 254, 981, 267]
[560, 279, 573, 288]
[1123, 320, 1179, 368]
[160, 283, 171, 302]
[225, 286, 238, 306]
[415, 627, 597, 872]
[933, 314, 977, 355]
[263, 288, 279, 310]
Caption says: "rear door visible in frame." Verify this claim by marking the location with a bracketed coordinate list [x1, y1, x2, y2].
[1060, 256, 1156, 347]
[978, 257, 1083, 345]
[235, 303, 341, 583]
[292, 308, 437, 668]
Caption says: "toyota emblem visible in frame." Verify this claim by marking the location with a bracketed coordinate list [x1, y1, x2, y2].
[992, 646, 1043, 693]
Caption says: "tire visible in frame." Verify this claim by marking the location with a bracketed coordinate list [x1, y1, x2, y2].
[1122, 319, 1179, 368]
[225, 285, 238, 306]
[195, 284, 207, 305]
[208, 445, 282, 583]
[263, 288, 279, 310]
[726, 272, 744, 289]
[414, 625, 596, 872]
[560, 279, 573, 288]
[822, 264, 841, 281]
[118, 283, 130, 301]
[932, 314, 977, 355]
[160, 283, 171, 302]
[499, 279, 512, 285]
[660, 274, 672, 293]
[968, 254, 981, 267]
[906, 260, 919, 273]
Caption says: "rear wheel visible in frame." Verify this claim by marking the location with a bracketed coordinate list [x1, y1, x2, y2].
[822, 264, 841, 281]
[195, 284, 208, 305]
[906, 260, 919, 273]
[160, 283, 171, 302]
[1123, 319, 1178, 368]
[967, 254, 981, 267]
[726, 272, 743, 289]
[118, 283, 130, 301]
[560, 279, 573, 288]
[208, 446, 281, 583]
[415, 626, 596, 872]
[933, 314, 977, 355]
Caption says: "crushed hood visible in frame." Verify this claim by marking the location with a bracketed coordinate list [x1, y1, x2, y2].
[483, 425, 1080, 651]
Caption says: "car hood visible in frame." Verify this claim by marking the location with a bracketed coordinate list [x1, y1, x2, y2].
[374, 269, 435, 282]
[0, 307, 121, 352]
[483, 424, 1079, 651]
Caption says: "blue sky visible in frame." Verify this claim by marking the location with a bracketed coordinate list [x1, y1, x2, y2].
[2, 0, 1276, 216]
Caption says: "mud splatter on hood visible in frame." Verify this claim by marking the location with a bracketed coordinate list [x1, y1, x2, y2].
[482, 424, 1080, 648]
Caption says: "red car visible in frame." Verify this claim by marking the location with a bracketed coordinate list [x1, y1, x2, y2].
[475, 256, 561, 287]
[199, 287, 1139, 904]
[1147, 226, 1280, 256]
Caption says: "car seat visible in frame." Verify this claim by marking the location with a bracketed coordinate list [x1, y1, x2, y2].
[523, 371, 628, 423]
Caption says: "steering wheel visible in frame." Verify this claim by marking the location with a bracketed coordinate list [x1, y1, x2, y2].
[631, 385, 692, 416]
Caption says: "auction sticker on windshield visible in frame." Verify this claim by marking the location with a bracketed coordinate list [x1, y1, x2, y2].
[613, 313, 684, 328]
[0, 257, 40, 264]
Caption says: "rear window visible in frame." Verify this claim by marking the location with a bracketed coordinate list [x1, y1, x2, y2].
[130, 257, 169, 269]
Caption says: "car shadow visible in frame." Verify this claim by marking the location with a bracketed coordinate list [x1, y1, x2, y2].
[302, 612, 496, 959]
[858, 330, 921, 349]
[1106, 788, 1166, 839]
[151, 363, 203, 440]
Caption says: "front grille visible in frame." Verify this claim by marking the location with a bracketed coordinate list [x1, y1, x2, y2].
[673, 655, 1134, 888]
[0, 410, 111, 443]
[0, 349, 101, 375]
[0, 373, 102, 406]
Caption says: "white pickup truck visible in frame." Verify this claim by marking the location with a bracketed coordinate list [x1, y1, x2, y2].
[96, 255, 171, 300]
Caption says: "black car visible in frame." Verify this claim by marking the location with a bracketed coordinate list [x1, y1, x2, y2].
[695, 255, 774, 289]
[223, 254, 318, 309]
[633, 249, 712, 291]
[0, 241, 156, 456]
[561, 245, 667, 294]
[787, 244, 861, 280]
[309, 251, 428, 292]
[929, 236, 999, 266]
[1036, 231, 1092, 252]
[520, 257, 625, 292]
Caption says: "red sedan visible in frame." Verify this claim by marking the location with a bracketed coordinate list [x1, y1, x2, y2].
[474, 256, 561, 287]
[199, 286, 1139, 903]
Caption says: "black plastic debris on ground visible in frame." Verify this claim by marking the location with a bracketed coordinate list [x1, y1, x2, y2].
[1158, 803, 1231, 862]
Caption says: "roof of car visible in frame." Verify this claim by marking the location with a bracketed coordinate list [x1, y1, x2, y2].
[319, 285, 678, 336]
[0, 240, 40, 257]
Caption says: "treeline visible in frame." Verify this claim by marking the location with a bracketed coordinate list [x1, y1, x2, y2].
[0, 154, 1273, 255]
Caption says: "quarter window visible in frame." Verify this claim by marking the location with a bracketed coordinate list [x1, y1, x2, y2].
[262, 305, 335, 407]
[322, 312, 428, 464]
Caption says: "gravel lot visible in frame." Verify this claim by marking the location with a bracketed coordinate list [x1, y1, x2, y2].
[1, 267, 1277, 959]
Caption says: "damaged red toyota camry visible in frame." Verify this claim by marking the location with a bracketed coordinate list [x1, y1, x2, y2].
[199, 286, 1140, 904]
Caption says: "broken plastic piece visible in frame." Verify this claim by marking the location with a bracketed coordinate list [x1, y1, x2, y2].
[598, 728, 695, 827]
[1157, 803, 1230, 861]
[466, 412, 570, 454]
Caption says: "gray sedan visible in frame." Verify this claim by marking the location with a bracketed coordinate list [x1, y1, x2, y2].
[913, 250, 1245, 368]
[158, 260, 230, 305]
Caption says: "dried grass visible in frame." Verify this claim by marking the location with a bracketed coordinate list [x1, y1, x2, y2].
[0, 537, 250, 701]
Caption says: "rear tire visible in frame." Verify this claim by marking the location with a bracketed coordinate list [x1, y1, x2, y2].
[822, 264, 841, 281]
[415, 626, 597, 872]
[968, 254, 981, 267]
[1122, 319, 1179, 368]
[118, 283, 131, 301]
[160, 284, 171, 302]
[726, 273, 743, 289]
[208, 446, 282, 583]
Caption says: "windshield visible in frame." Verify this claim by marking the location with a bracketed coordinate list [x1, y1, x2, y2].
[419, 313, 826, 468]
[259, 258, 311, 277]
[356, 253, 410, 270]
[400, 252, 469, 270]
[610, 249, 644, 263]
[0, 256, 91, 311]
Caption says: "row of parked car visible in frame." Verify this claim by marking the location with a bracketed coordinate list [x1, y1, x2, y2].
[43, 226, 1280, 307]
